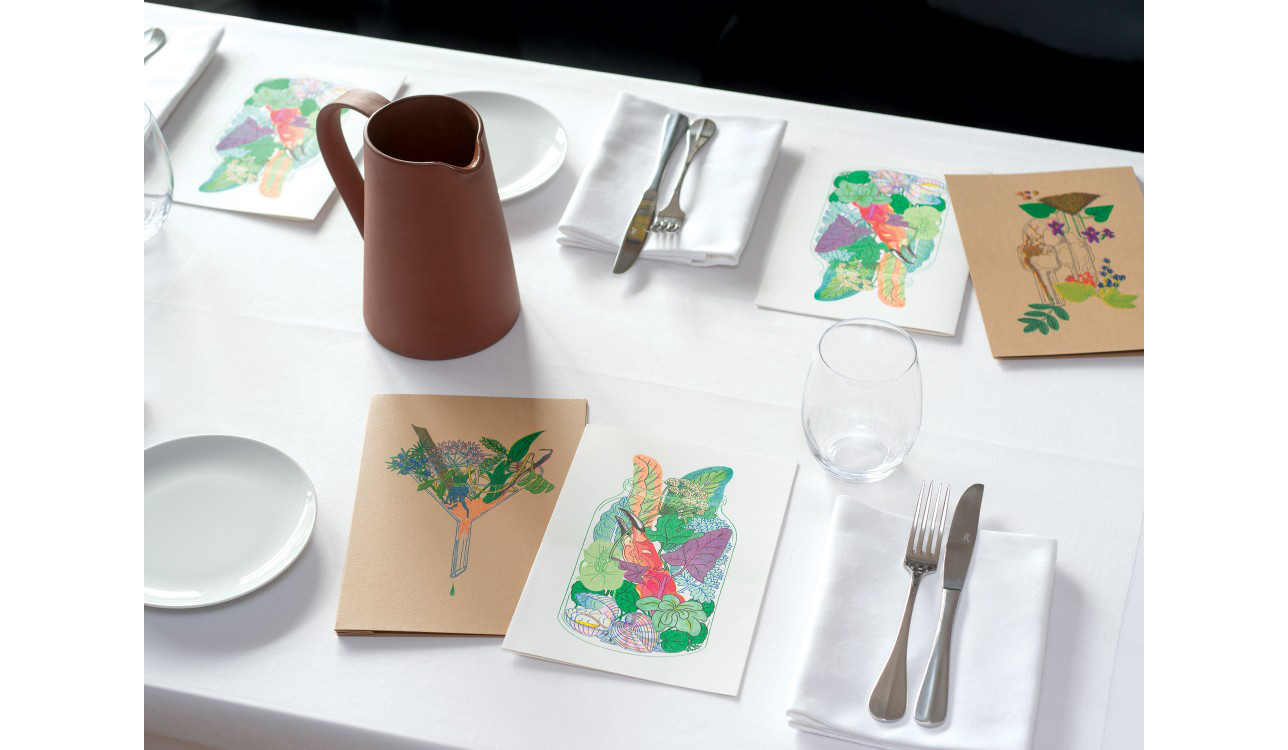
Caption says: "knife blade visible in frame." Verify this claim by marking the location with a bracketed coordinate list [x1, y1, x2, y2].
[914, 483, 984, 726]
[612, 112, 690, 274]
[942, 483, 983, 590]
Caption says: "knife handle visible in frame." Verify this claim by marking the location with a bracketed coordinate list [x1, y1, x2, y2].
[915, 588, 961, 726]
[649, 113, 691, 191]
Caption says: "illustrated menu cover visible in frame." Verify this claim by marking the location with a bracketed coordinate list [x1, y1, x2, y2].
[335, 395, 587, 636]
[502, 424, 798, 695]
[756, 147, 974, 335]
[946, 167, 1144, 358]
[167, 51, 404, 220]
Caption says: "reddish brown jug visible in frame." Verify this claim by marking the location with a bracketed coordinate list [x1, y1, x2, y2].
[317, 91, 520, 360]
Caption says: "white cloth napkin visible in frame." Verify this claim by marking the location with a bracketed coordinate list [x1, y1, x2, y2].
[787, 497, 1057, 750]
[144, 25, 224, 126]
[557, 93, 786, 267]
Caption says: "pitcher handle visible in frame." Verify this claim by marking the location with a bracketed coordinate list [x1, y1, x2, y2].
[317, 89, 390, 236]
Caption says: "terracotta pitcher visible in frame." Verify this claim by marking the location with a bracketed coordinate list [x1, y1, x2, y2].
[317, 92, 519, 360]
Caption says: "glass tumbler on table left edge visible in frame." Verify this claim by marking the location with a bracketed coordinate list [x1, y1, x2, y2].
[144, 104, 173, 241]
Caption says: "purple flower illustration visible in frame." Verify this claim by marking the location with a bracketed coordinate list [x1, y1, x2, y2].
[1101, 228, 1115, 239]
[1081, 226, 1101, 244]
[1048, 220, 1065, 236]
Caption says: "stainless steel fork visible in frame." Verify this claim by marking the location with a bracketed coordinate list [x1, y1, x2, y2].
[650, 119, 717, 233]
[868, 481, 951, 722]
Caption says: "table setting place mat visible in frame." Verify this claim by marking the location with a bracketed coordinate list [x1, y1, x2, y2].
[787, 496, 1056, 750]
[502, 424, 798, 695]
[144, 24, 225, 126]
[756, 147, 977, 335]
[164, 50, 405, 220]
[945, 166, 1144, 358]
[557, 92, 787, 267]
[335, 394, 587, 636]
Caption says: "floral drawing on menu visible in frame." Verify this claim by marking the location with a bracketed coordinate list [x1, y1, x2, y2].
[560, 455, 736, 655]
[199, 77, 348, 197]
[811, 170, 950, 306]
[387, 426, 555, 579]
[1013, 190, 1140, 334]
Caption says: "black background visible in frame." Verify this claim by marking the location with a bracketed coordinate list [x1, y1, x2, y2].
[154, 0, 1143, 151]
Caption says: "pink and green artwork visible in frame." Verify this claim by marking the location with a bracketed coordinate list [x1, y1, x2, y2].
[812, 170, 950, 306]
[200, 78, 347, 197]
[560, 455, 735, 655]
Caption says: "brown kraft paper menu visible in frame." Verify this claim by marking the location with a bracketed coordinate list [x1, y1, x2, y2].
[946, 167, 1144, 358]
[336, 394, 587, 635]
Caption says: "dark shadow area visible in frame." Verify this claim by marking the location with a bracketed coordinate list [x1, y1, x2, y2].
[154, 0, 1142, 150]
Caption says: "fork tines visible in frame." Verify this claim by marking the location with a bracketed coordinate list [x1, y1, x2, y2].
[907, 481, 951, 564]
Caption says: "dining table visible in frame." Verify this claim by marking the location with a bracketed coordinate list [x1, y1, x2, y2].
[143, 4, 1144, 749]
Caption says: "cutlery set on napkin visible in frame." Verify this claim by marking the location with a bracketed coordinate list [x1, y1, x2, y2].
[557, 92, 786, 269]
[143, 25, 224, 126]
[788, 486, 1057, 750]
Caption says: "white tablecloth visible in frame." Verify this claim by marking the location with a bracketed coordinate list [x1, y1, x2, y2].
[143, 5, 1144, 749]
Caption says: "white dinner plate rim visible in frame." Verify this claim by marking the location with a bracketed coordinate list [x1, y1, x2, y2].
[449, 89, 568, 201]
[144, 434, 318, 609]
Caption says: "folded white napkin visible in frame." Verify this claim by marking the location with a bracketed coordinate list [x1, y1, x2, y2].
[558, 92, 786, 267]
[144, 25, 224, 126]
[787, 497, 1056, 750]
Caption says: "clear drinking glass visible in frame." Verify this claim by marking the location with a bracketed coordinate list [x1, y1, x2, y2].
[144, 104, 173, 241]
[802, 318, 922, 482]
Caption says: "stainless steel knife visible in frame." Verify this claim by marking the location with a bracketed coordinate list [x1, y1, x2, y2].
[611, 112, 690, 274]
[914, 483, 984, 726]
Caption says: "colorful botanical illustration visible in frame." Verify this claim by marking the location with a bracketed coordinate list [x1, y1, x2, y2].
[200, 78, 348, 197]
[811, 169, 950, 306]
[1013, 191, 1139, 334]
[560, 456, 736, 655]
[388, 426, 555, 578]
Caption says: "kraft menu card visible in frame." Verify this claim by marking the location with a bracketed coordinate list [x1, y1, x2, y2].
[336, 394, 587, 635]
[946, 167, 1144, 358]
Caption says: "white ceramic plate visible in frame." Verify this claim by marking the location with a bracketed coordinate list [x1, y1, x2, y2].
[452, 90, 568, 201]
[144, 435, 317, 608]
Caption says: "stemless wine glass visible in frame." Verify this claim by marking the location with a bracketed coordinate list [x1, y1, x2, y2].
[144, 104, 173, 241]
[802, 318, 922, 482]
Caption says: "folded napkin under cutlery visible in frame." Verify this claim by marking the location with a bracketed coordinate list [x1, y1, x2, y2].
[558, 92, 786, 267]
[144, 25, 225, 126]
[787, 497, 1056, 750]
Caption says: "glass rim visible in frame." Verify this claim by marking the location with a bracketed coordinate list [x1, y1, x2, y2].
[815, 317, 919, 384]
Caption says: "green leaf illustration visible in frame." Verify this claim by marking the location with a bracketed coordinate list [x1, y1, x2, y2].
[834, 170, 870, 186]
[653, 514, 700, 551]
[1022, 321, 1041, 333]
[1053, 282, 1097, 303]
[1029, 303, 1055, 310]
[660, 630, 692, 653]
[480, 437, 508, 456]
[1051, 306, 1070, 321]
[416, 480, 433, 492]
[507, 431, 544, 461]
[683, 466, 734, 511]
[1084, 205, 1114, 222]
[577, 540, 625, 592]
[888, 193, 910, 214]
[613, 579, 640, 615]
[834, 180, 890, 206]
[1019, 203, 1058, 219]
[903, 205, 943, 240]
[814, 262, 863, 301]
[688, 623, 709, 650]
[1101, 289, 1139, 308]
